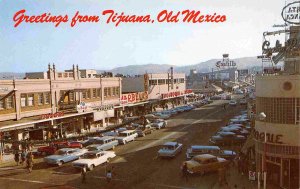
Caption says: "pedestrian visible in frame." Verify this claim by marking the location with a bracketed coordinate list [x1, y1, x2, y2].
[14, 151, 20, 166]
[106, 169, 112, 183]
[20, 150, 26, 165]
[81, 167, 87, 183]
[181, 162, 188, 182]
[223, 104, 226, 110]
[26, 151, 34, 173]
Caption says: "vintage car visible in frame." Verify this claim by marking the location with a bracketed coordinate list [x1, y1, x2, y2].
[186, 145, 236, 160]
[228, 100, 237, 106]
[86, 136, 118, 151]
[184, 154, 229, 175]
[37, 141, 83, 155]
[151, 119, 167, 129]
[72, 150, 116, 171]
[136, 125, 156, 137]
[115, 130, 138, 144]
[81, 137, 104, 147]
[158, 142, 183, 158]
[44, 148, 88, 166]
[209, 131, 246, 146]
[152, 112, 170, 120]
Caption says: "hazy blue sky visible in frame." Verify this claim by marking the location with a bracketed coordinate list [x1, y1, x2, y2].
[0, 0, 287, 72]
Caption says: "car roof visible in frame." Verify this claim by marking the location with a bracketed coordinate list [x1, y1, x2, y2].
[99, 136, 114, 140]
[120, 130, 135, 133]
[193, 154, 216, 160]
[163, 142, 178, 146]
[191, 145, 220, 150]
[58, 148, 75, 152]
[84, 150, 103, 155]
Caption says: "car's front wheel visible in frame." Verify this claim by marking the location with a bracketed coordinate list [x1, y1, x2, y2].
[57, 161, 63, 166]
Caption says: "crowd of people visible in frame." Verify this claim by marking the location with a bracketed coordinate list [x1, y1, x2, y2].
[13, 146, 34, 173]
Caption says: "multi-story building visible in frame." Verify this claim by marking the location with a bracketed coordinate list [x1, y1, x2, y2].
[121, 70, 191, 116]
[254, 26, 300, 189]
[0, 65, 121, 140]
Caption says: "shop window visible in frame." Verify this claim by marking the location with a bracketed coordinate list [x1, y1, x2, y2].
[45, 93, 50, 104]
[27, 94, 34, 106]
[21, 94, 27, 107]
[69, 91, 74, 102]
[6, 96, 14, 109]
[38, 93, 44, 105]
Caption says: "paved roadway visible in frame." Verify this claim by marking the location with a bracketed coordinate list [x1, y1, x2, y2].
[0, 96, 250, 189]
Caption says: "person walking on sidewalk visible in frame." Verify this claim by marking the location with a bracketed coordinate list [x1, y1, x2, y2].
[14, 151, 20, 166]
[26, 151, 33, 173]
[20, 150, 26, 165]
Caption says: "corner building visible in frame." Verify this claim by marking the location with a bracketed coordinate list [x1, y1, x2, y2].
[254, 26, 300, 189]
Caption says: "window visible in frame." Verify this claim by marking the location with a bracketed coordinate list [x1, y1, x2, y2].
[58, 73, 63, 78]
[104, 88, 108, 97]
[82, 90, 87, 99]
[38, 93, 43, 105]
[27, 94, 34, 106]
[64, 73, 68, 78]
[92, 89, 97, 98]
[0, 98, 3, 109]
[158, 79, 165, 85]
[45, 93, 50, 104]
[116, 87, 120, 96]
[112, 87, 116, 96]
[6, 96, 13, 109]
[21, 94, 27, 107]
[107, 88, 111, 97]
[149, 80, 157, 86]
[87, 90, 91, 99]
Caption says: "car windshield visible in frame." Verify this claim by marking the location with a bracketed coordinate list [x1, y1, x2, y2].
[162, 145, 174, 150]
[82, 153, 97, 159]
[119, 133, 128, 137]
[94, 140, 104, 145]
[87, 147, 98, 151]
[55, 150, 67, 155]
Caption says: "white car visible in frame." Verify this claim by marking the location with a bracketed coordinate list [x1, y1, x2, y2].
[158, 142, 183, 158]
[229, 100, 237, 106]
[44, 148, 88, 166]
[72, 150, 116, 171]
[115, 130, 138, 144]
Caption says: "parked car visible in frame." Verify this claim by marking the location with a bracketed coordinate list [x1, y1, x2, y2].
[228, 100, 237, 106]
[186, 145, 236, 160]
[115, 130, 138, 144]
[81, 137, 104, 147]
[72, 150, 116, 171]
[136, 125, 156, 137]
[239, 98, 247, 105]
[229, 118, 249, 125]
[102, 131, 119, 137]
[184, 154, 229, 175]
[151, 119, 167, 129]
[44, 148, 88, 166]
[209, 131, 246, 146]
[153, 112, 171, 119]
[158, 142, 183, 158]
[219, 126, 249, 136]
[38, 141, 82, 155]
[86, 136, 118, 151]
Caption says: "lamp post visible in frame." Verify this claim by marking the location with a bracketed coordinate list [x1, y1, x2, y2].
[258, 112, 267, 189]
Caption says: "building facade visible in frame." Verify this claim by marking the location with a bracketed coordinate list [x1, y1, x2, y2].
[254, 26, 300, 189]
[0, 65, 121, 140]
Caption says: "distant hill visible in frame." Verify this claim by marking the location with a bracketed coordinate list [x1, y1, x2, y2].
[0, 56, 264, 79]
[102, 56, 263, 75]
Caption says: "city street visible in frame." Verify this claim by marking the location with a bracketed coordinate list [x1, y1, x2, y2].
[0, 97, 256, 189]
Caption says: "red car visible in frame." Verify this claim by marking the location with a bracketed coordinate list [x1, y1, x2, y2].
[37, 141, 82, 155]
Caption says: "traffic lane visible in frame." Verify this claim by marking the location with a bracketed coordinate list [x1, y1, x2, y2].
[64, 102, 245, 189]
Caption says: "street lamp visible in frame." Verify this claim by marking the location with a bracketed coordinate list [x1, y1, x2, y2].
[258, 112, 267, 189]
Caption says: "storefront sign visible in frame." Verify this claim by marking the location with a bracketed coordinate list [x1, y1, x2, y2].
[121, 91, 148, 105]
[262, 38, 300, 56]
[41, 112, 64, 119]
[281, 1, 300, 25]
[253, 130, 283, 144]
[248, 171, 256, 181]
[161, 90, 193, 99]
[77, 102, 114, 113]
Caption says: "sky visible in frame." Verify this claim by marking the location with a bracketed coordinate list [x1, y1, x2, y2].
[0, 0, 288, 72]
